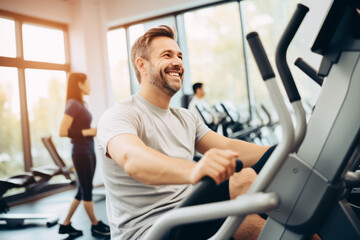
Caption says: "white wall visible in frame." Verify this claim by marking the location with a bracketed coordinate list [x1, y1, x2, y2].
[0, 0, 72, 23]
[68, 0, 110, 123]
[67, 0, 111, 186]
[104, 0, 223, 27]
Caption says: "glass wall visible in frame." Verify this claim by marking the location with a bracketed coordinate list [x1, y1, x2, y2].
[0, 67, 23, 178]
[241, 0, 312, 117]
[25, 69, 70, 168]
[22, 24, 66, 64]
[0, 12, 70, 181]
[107, 28, 131, 102]
[183, 2, 249, 113]
[0, 18, 16, 58]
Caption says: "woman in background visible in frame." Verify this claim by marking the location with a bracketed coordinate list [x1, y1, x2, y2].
[58, 72, 110, 237]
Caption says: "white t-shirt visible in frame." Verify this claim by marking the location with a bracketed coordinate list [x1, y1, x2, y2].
[97, 93, 210, 239]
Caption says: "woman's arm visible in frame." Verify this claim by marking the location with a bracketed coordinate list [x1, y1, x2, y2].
[82, 128, 97, 137]
[59, 113, 96, 137]
[59, 114, 74, 137]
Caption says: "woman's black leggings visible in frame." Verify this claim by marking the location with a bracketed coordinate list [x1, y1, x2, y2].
[72, 153, 96, 201]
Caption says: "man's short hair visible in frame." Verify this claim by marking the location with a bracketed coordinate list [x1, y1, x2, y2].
[130, 25, 177, 83]
[192, 82, 203, 94]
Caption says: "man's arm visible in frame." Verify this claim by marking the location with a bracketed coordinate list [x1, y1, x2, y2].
[107, 133, 238, 185]
[196, 131, 270, 168]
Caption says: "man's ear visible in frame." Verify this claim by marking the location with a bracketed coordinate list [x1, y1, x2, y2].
[136, 57, 147, 75]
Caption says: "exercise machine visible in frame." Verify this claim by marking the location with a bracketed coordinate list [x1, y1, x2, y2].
[0, 136, 76, 227]
[144, 0, 360, 239]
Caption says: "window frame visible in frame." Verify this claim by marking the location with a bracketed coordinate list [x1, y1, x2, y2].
[0, 9, 70, 172]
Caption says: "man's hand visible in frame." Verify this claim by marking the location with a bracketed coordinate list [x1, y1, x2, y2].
[190, 148, 238, 185]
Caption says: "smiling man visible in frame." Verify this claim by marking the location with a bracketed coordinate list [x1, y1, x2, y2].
[97, 25, 270, 240]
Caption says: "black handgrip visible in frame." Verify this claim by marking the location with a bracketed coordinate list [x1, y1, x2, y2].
[246, 32, 275, 81]
[294, 57, 323, 86]
[220, 103, 236, 123]
[275, 3, 309, 103]
[176, 160, 243, 208]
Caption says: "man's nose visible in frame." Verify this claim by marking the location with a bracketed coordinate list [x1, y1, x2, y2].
[171, 57, 183, 68]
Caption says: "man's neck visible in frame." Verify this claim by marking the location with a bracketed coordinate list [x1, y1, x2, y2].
[139, 86, 171, 109]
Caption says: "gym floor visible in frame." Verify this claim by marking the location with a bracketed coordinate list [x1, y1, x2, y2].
[0, 188, 109, 240]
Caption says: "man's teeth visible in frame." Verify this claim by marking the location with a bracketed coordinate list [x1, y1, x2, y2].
[168, 72, 180, 77]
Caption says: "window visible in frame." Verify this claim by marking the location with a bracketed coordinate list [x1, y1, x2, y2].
[107, 28, 131, 102]
[183, 2, 249, 114]
[241, 0, 312, 116]
[0, 11, 70, 182]
[22, 24, 66, 64]
[0, 18, 16, 58]
[0, 67, 22, 179]
[25, 69, 71, 168]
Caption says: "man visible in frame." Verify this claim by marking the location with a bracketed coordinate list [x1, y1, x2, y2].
[97, 25, 270, 240]
[188, 82, 224, 134]
[188, 82, 206, 114]
[188, 82, 214, 124]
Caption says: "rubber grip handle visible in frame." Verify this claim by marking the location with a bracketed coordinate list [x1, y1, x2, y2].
[177, 160, 243, 208]
[275, 4, 309, 102]
[246, 32, 275, 81]
[294, 57, 323, 86]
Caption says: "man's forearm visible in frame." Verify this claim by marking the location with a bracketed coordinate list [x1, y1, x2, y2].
[227, 139, 269, 168]
[123, 145, 195, 185]
[108, 134, 196, 185]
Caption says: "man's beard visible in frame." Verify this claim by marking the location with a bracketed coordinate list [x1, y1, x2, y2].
[149, 64, 182, 97]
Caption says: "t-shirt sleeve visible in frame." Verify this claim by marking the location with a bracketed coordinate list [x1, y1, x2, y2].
[65, 99, 78, 118]
[97, 103, 139, 156]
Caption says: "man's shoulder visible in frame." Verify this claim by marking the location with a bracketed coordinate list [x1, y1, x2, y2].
[111, 95, 137, 110]
[171, 105, 189, 113]
[171, 106, 197, 121]
[99, 96, 139, 121]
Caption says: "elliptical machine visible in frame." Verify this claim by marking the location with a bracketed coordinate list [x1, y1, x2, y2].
[144, 1, 360, 239]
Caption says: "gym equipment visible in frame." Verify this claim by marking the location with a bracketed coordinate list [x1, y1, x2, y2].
[41, 136, 74, 181]
[219, 101, 279, 145]
[0, 173, 35, 214]
[144, 1, 360, 239]
[0, 173, 59, 227]
[42, 135, 106, 198]
[0, 136, 76, 227]
[195, 104, 225, 132]
[294, 57, 324, 86]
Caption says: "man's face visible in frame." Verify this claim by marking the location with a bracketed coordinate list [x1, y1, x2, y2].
[146, 36, 185, 96]
[198, 86, 205, 98]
